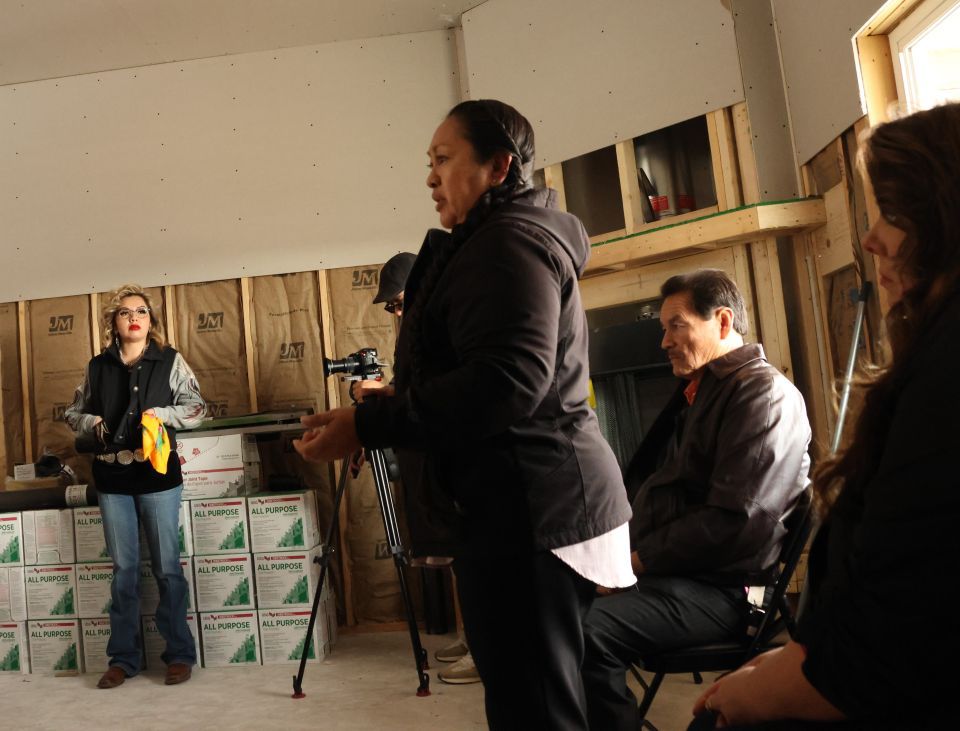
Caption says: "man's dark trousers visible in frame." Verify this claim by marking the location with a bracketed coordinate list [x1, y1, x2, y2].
[583, 575, 747, 731]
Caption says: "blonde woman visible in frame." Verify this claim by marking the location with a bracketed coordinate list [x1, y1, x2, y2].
[66, 284, 205, 689]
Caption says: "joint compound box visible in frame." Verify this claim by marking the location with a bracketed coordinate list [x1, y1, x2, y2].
[76, 564, 114, 618]
[194, 555, 253, 611]
[258, 609, 328, 665]
[178, 433, 259, 501]
[139, 500, 194, 559]
[248, 491, 320, 553]
[143, 613, 199, 670]
[25, 565, 77, 619]
[73, 507, 110, 563]
[0, 513, 24, 566]
[253, 547, 323, 609]
[21, 509, 76, 565]
[0, 621, 29, 673]
[0, 567, 27, 622]
[28, 619, 81, 674]
[200, 610, 260, 667]
[80, 617, 112, 671]
[139, 558, 195, 615]
[191, 498, 249, 555]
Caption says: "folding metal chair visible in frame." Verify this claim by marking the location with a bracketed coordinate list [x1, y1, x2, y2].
[630, 489, 814, 731]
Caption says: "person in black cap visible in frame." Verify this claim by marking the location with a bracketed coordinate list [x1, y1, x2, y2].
[372, 252, 417, 314]
[349, 252, 416, 404]
[357, 251, 480, 685]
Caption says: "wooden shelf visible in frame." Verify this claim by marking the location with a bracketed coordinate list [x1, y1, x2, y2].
[585, 198, 826, 274]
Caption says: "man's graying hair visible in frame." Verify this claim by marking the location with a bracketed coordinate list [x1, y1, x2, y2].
[661, 269, 749, 336]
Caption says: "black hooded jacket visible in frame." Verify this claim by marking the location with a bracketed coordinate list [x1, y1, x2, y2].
[355, 188, 631, 557]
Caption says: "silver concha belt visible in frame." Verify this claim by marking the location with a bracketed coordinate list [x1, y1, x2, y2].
[95, 449, 147, 465]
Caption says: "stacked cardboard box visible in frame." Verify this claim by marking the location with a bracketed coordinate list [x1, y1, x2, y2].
[247, 491, 330, 665]
[0, 484, 331, 674]
[18, 509, 81, 673]
[178, 433, 260, 501]
[0, 621, 29, 673]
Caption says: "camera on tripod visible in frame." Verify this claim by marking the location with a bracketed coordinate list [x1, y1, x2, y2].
[322, 347, 385, 382]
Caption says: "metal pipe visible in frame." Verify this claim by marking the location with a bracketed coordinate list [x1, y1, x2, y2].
[0, 484, 97, 512]
[830, 282, 873, 454]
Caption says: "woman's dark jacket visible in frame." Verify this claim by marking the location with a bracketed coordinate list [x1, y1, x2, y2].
[795, 293, 960, 726]
[355, 188, 632, 556]
[65, 341, 206, 494]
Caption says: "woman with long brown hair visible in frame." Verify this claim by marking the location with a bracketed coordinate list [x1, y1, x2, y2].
[690, 102, 960, 729]
[66, 284, 205, 688]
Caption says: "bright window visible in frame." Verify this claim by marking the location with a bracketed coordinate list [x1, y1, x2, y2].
[889, 0, 960, 112]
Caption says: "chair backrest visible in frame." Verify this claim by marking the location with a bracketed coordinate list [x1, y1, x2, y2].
[744, 487, 814, 658]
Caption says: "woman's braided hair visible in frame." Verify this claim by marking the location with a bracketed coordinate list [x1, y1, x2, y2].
[403, 99, 536, 382]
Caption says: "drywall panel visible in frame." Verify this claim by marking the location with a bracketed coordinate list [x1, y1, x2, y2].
[0, 30, 459, 302]
[459, 0, 744, 168]
[0, 0, 478, 86]
[731, 0, 800, 200]
[773, 0, 886, 164]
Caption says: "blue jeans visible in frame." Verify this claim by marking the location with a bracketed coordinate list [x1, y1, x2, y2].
[98, 485, 195, 675]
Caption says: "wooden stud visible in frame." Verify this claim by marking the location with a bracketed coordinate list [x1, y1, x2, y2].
[815, 185, 857, 276]
[729, 102, 795, 380]
[586, 200, 824, 272]
[856, 35, 899, 128]
[859, 0, 925, 36]
[790, 234, 833, 450]
[164, 285, 178, 349]
[805, 244, 838, 441]
[731, 245, 758, 340]
[17, 301, 33, 463]
[808, 139, 844, 194]
[89, 294, 101, 354]
[239, 277, 258, 414]
[0, 347, 5, 478]
[317, 269, 355, 627]
[543, 163, 567, 212]
[750, 238, 794, 380]
[707, 108, 742, 210]
[731, 102, 760, 205]
[614, 139, 645, 233]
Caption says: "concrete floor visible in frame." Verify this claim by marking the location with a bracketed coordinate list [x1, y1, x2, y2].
[0, 630, 715, 730]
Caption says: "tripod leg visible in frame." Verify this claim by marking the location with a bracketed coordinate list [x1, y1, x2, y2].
[292, 453, 354, 699]
[368, 448, 431, 697]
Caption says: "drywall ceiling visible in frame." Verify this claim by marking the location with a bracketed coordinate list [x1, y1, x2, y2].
[0, 0, 484, 86]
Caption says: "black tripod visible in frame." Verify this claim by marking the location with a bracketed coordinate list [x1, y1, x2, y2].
[292, 349, 430, 699]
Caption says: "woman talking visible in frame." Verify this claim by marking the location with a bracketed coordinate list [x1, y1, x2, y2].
[66, 284, 205, 689]
[295, 99, 634, 729]
[690, 103, 960, 729]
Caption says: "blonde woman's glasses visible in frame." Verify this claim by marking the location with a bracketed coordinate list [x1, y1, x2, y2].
[118, 307, 151, 320]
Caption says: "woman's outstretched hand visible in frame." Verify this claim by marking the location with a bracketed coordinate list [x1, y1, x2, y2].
[293, 408, 361, 463]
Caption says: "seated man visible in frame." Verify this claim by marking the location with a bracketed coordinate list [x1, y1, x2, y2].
[583, 269, 811, 731]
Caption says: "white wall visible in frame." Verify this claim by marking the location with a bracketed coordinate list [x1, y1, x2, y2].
[773, 0, 886, 164]
[0, 30, 459, 302]
[459, 0, 744, 168]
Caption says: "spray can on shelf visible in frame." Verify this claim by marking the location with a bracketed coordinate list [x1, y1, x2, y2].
[634, 128, 696, 220]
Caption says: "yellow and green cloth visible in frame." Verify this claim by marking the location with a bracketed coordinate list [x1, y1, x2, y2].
[141, 412, 170, 474]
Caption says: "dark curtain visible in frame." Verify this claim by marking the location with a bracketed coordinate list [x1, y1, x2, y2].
[593, 368, 676, 468]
